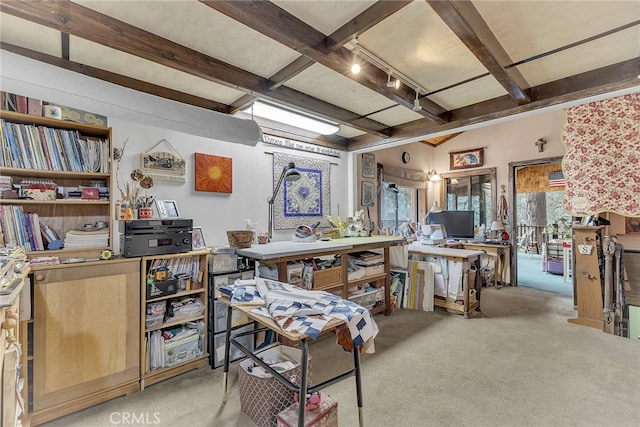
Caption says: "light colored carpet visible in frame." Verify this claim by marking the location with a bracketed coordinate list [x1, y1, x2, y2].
[42, 286, 639, 427]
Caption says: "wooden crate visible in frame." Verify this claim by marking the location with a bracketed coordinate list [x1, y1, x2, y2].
[313, 267, 342, 289]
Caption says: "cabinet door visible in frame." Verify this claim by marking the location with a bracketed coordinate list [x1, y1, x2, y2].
[32, 261, 139, 411]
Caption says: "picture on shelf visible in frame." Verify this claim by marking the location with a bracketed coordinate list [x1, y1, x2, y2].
[191, 226, 207, 249]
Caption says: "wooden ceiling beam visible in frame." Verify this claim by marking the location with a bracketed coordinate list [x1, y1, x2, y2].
[0, 42, 232, 113]
[266, 56, 315, 90]
[266, 1, 412, 90]
[202, 0, 447, 123]
[0, 0, 391, 138]
[326, 1, 413, 51]
[348, 58, 640, 151]
[426, 0, 531, 105]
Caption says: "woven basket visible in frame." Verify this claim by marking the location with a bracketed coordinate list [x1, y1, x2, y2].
[227, 230, 254, 248]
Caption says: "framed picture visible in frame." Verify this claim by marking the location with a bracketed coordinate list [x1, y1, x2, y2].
[191, 226, 207, 249]
[361, 181, 375, 206]
[625, 217, 640, 234]
[450, 148, 484, 170]
[155, 199, 180, 218]
[195, 152, 233, 193]
[362, 153, 376, 178]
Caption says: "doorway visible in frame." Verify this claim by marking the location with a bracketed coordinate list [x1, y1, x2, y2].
[508, 157, 572, 295]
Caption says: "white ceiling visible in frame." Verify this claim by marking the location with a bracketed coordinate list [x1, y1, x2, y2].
[1, 0, 638, 150]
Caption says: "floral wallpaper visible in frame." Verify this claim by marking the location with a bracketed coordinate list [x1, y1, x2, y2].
[562, 93, 640, 217]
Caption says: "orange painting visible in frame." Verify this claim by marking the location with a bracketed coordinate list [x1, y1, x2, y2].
[194, 153, 232, 193]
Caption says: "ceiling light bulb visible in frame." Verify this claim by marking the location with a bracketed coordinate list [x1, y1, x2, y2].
[351, 50, 361, 74]
[393, 79, 400, 89]
[412, 90, 422, 111]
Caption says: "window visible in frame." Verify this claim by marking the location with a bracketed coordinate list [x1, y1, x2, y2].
[441, 168, 496, 230]
[380, 185, 417, 232]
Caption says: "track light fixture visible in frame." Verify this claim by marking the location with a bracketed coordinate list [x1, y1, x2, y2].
[351, 49, 361, 74]
[386, 71, 400, 89]
[412, 89, 422, 112]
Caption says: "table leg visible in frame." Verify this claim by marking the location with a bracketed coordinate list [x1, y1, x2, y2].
[463, 267, 470, 319]
[496, 248, 505, 288]
[222, 304, 233, 405]
[474, 258, 482, 312]
[353, 345, 364, 427]
[297, 339, 309, 427]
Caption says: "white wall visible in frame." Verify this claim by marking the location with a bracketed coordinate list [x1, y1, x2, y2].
[0, 52, 349, 249]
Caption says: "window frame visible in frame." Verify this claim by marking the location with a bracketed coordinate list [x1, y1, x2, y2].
[439, 167, 497, 228]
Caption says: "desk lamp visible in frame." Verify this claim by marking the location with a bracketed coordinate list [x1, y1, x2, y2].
[363, 182, 398, 235]
[268, 162, 301, 239]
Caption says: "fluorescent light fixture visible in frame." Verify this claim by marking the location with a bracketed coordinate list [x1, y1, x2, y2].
[244, 100, 339, 135]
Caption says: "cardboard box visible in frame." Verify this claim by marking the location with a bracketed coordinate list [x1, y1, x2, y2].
[209, 253, 238, 273]
[276, 393, 338, 427]
[164, 332, 200, 367]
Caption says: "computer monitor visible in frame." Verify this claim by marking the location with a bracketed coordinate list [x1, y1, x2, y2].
[428, 210, 475, 239]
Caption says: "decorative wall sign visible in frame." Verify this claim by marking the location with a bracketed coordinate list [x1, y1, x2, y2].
[263, 134, 341, 158]
[450, 148, 484, 170]
[140, 139, 187, 182]
[194, 153, 232, 193]
[362, 153, 376, 178]
[273, 152, 330, 230]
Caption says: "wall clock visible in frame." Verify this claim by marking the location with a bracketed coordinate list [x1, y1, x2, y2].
[402, 152, 410, 164]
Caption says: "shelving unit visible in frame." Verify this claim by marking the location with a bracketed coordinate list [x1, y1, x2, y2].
[140, 250, 209, 389]
[209, 255, 256, 369]
[235, 236, 405, 317]
[0, 110, 113, 260]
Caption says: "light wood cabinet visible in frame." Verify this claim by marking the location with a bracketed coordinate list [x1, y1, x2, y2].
[140, 250, 209, 389]
[0, 110, 113, 260]
[568, 226, 605, 329]
[30, 259, 140, 425]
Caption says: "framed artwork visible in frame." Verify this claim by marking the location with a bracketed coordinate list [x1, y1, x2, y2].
[362, 153, 376, 178]
[141, 139, 187, 183]
[154, 199, 180, 218]
[450, 148, 484, 170]
[361, 181, 375, 206]
[194, 152, 232, 193]
[625, 217, 640, 234]
[272, 152, 330, 230]
[191, 226, 207, 249]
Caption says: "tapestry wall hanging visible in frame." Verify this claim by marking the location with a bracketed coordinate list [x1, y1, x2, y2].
[273, 152, 330, 230]
[562, 93, 640, 217]
[194, 152, 233, 193]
